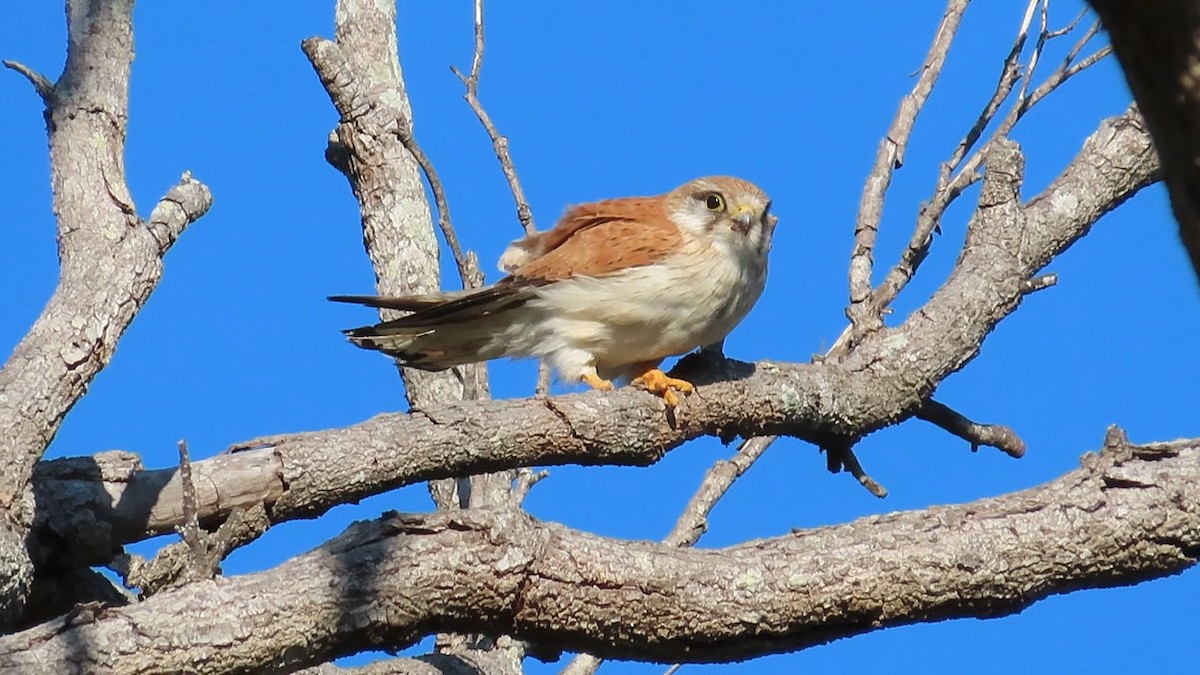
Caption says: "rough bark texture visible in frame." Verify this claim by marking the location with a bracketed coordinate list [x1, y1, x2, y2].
[30, 112, 1159, 560]
[302, 2, 464, 411]
[0, 0, 210, 626]
[1089, 0, 1200, 283]
[4, 0, 1195, 671]
[302, 0, 517, 668]
[1, 433, 1195, 672]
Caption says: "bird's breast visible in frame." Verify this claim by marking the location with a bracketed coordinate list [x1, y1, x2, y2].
[530, 241, 767, 368]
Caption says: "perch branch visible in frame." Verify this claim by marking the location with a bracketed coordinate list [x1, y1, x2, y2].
[29, 109, 1159, 557]
[4, 434, 1198, 670]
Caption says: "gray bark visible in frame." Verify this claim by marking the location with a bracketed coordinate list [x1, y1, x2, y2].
[1, 0, 1191, 672]
[302, 0, 517, 668]
[33, 113, 1159, 557]
[0, 0, 210, 626]
[1, 432, 1195, 672]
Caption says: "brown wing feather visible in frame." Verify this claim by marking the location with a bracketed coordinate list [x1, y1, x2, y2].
[508, 196, 682, 282]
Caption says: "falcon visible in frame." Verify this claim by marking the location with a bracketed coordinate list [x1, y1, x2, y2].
[331, 175, 776, 406]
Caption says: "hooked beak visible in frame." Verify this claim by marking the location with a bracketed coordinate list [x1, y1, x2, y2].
[731, 205, 756, 235]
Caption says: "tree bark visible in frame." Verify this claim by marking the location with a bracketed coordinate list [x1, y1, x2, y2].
[1089, 0, 1200, 282]
[32, 112, 1159, 560]
[1, 432, 1195, 672]
[0, 0, 210, 625]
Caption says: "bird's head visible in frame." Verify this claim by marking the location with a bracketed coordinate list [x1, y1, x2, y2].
[666, 176, 776, 259]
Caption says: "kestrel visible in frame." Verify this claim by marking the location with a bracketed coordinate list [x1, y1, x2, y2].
[331, 175, 776, 406]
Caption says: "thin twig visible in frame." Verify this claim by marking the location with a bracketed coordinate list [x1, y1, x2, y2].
[1025, 30, 1109, 111]
[177, 440, 203, 556]
[2, 59, 54, 102]
[863, 0, 1039, 321]
[867, 5, 1109, 318]
[1014, 0, 1051, 106]
[448, 0, 543, 398]
[845, 0, 970, 341]
[1045, 6, 1088, 39]
[917, 400, 1027, 458]
[393, 118, 484, 290]
[664, 435, 776, 547]
[826, 442, 888, 498]
[452, 0, 536, 235]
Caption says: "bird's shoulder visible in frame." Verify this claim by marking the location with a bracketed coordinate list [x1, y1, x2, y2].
[500, 195, 683, 283]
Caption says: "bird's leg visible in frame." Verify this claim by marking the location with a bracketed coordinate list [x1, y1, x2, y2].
[630, 361, 694, 408]
[580, 367, 614, 392]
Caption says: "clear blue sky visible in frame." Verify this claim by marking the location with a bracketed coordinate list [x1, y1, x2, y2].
[2, 1, 1197, 672]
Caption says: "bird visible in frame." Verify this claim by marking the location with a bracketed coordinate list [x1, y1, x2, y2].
[330, 175, 776, 406]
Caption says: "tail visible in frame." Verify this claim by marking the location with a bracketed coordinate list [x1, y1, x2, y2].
[330, 281, 540, 370]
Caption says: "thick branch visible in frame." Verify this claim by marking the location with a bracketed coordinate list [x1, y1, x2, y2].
[307, 1, 514, 664]
[0, 0, 210, 513]
[4, 434, 1197, 671]
[0, 0, 210, 626]
[1088, 0, 1200, 283]
[31, 110, 1160, 556]
[302, 6, 465, 410]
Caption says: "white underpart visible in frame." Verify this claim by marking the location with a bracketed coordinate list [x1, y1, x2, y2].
[509, 232, 768, 383]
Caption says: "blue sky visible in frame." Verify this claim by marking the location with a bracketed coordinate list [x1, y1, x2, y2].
[2, 1, 1197, 672]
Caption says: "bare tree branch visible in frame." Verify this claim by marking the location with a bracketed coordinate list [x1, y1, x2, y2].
[452, 0, 536, 236]
[305, 1, 518, 667]
[28, 109, 1160, 562]
[394, 117, 485, 291]
[825, 441, 887, 498]
[302, 6, 466, 411]
[866, 5, 1110, 323]
[3, 432, 1196, 671]
[0, 0, 210, 624]
[1, 60, 53, 102]
[846, 0, 970, 341]
[916, 400, 1027, 457]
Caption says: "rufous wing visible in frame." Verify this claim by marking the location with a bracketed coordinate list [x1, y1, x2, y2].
[502, 195, 684, 283]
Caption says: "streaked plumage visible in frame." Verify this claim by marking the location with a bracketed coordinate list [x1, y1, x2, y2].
[332, 175, 776, 405]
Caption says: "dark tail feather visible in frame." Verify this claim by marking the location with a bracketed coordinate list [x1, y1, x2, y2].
[328, 294, 451, 311]
[333, 282, 541, 369]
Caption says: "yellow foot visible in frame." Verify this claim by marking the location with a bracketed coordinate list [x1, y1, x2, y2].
[581, 371, 614, 391]
[631, 369, 694, 408]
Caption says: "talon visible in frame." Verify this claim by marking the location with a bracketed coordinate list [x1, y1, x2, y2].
[631, 368, 694, 407]
[581, 371, 614, 391]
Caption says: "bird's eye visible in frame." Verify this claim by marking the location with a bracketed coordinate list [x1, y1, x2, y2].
[703, 193, 725, 211]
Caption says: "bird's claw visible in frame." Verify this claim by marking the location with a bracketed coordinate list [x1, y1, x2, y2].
[581, 372, 614, 391]
[631, 369, 694, 408]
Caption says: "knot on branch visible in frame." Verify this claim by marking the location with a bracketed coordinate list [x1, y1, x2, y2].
[978, 138, 1026, 209]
